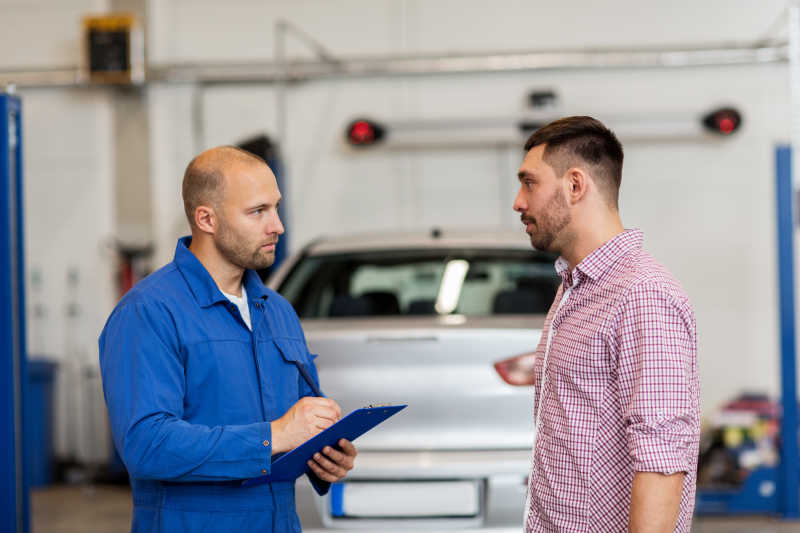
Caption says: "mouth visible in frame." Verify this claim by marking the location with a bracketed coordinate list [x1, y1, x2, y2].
[261, 242, 277, 251]
[520, 218, 535, 233]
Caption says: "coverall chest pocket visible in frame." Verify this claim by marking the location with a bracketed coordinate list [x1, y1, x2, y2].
[267, 338, 318, 416]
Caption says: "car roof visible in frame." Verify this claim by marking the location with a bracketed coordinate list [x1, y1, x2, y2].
[304, 227, 537, 255]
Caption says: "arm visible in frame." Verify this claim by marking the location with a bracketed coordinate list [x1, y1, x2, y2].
[614, 283, 699, 530]
[629, 472, 684, 532]
[100, 300, 273, 482]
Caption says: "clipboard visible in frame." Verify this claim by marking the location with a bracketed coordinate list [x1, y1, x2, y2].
[241, 404, 407, 487]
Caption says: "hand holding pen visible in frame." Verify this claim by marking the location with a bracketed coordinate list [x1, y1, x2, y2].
[270, 396, 342, 454]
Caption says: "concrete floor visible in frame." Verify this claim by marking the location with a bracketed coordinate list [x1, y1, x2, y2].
[30, 484, 800, 532]
[31, 485, 131, 533]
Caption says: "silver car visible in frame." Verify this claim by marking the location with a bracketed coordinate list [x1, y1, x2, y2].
[268, 228, 560, 532]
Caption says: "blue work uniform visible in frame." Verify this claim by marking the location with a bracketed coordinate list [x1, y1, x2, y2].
[99, 237, 328, 533]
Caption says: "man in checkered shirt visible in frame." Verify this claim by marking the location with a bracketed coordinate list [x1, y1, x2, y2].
[514, 116, 700, 532]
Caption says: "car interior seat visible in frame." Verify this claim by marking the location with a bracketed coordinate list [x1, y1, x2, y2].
[492, 278, 554, 314]
[328, 295, 371, 317]
[406, 298, 436, 315]
[361, 291, 401, 315]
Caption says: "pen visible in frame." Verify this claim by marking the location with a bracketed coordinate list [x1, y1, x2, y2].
[294, 361, 326, 398]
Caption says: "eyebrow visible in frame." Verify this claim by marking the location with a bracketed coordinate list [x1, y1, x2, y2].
[247, 198, 281, 211]
[517, 171, 535, 181]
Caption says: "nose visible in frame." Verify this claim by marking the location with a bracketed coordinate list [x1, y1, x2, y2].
[513, 186, 526, 213]
[268, 210, 285, 236]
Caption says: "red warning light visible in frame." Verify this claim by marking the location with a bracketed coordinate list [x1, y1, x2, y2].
[350, 121, 374, 143]
[702, 107, 741, 136]
[718, 117, 735, 134]
[346, 119, 385, 147]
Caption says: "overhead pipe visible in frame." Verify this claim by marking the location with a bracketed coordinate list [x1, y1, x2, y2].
[0, 42, 789, 89]
[150, 43, 789, 84]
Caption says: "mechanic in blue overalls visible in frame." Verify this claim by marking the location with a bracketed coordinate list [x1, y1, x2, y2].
[99, 146, 357, 532]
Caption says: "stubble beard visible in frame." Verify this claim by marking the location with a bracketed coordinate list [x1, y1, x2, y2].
[527, 188, 571, 254]
[215, 218, 276, 271]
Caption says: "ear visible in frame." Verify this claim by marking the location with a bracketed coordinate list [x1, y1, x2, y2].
[564, 167, 589, 206]
[194, 205, 218, 234]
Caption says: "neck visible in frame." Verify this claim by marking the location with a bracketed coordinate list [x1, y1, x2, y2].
[188, 234, 245, 296]
[560, 210, 625, 269]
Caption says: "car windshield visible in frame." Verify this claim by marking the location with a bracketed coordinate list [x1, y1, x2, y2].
[277, 249, 560, 318]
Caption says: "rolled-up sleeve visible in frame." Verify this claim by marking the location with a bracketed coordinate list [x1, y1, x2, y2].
[615, 282, 699, 475]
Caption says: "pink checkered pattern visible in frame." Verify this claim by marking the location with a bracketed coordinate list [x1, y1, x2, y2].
[525, 229, 700, 532]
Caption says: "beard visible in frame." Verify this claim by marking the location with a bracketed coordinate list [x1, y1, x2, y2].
[523, 187, 571, 253]
[215, 217, 276, 271]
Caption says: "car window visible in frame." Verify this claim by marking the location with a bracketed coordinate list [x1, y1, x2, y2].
[277, 249, 560, 318]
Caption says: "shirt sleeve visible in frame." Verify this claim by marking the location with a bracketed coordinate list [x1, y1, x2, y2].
[614, 282, 699, 475]
[99, 299, 272, 482]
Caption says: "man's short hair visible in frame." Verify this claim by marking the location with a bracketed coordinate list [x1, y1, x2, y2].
[182, 146, 267, 227]
[524, 116, 624, 207]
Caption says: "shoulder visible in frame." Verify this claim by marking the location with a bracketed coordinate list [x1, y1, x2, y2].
[99, 262, 195, 355]
[604, 250, 696, 337]
[612, 249, 691, 308]
[105, 262, 186, 326]
[123, 263, 182, 304]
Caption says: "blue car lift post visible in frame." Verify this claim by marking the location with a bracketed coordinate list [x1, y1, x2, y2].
[1, 91, 29, 533]
[696, 146, 800, 517]
[775, 145, 800, 519]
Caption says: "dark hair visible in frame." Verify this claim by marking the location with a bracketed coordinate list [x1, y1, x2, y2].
[182, 146, 267, 227]
[524, 116, 624, 207]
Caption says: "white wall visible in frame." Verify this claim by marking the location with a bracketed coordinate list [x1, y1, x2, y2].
[1, 0, 115, 462]
[0, 0, 793, 462]
[147, 0, 791, 413]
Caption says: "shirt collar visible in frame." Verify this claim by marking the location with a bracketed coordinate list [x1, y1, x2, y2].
[174, 236, 269, 308]
[555, 229, 644, 286]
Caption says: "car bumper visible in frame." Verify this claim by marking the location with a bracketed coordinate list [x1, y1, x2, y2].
[297, 449, 531, 530]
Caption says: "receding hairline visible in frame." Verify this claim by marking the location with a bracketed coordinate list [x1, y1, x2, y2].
[182, 146, 270, 227]
[186, 145, 268, 175]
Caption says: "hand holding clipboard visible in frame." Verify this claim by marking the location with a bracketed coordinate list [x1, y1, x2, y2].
[243, 404, 406, 487]
[243, 360, 406, 489]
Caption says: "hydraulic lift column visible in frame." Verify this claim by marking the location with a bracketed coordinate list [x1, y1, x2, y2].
[1, 91, 29, 533]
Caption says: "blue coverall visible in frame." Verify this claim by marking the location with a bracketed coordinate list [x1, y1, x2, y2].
[99, 237, 327, 532]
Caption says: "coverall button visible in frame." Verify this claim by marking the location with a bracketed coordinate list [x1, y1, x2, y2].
[263, 440, 269, 447]
[261, 469, 267, 474]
